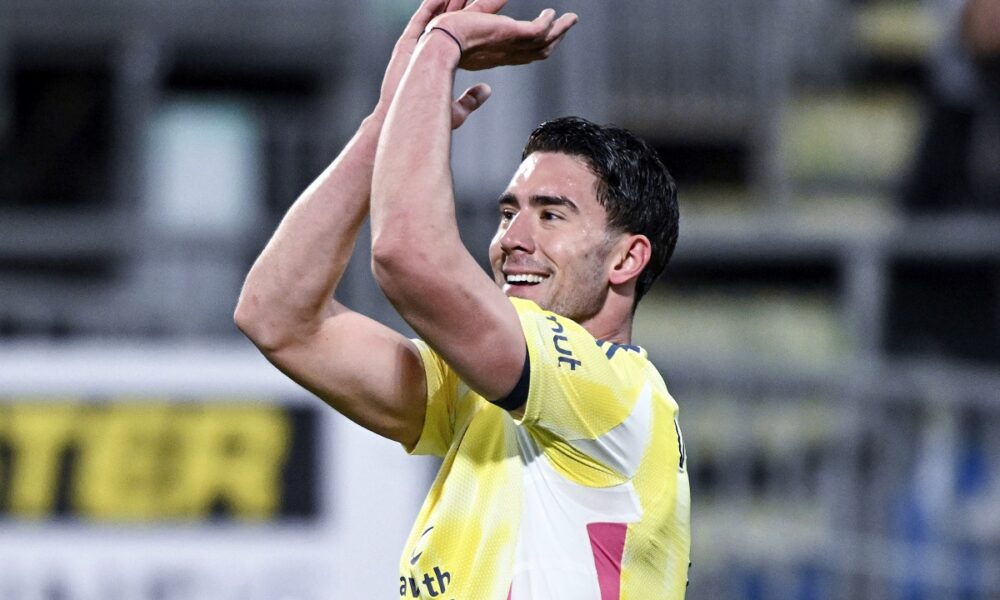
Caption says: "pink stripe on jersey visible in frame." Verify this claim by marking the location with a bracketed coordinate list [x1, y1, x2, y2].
[587, 522, 628, 600]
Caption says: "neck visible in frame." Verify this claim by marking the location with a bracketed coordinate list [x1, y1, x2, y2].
[577, 292, 634, 345]
[583, 317, 633, 345]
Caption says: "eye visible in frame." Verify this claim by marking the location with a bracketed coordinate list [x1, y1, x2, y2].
[541, 210, 563, 221]
[500, 208, 516, 222]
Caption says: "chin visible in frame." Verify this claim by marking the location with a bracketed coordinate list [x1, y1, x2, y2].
[504, 286, 547, 308]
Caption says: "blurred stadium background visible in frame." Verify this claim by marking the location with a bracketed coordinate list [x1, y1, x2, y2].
[2, 0, 999, 598]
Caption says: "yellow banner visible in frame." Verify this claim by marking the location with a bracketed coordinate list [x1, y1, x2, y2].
[0, 399, 316, 522]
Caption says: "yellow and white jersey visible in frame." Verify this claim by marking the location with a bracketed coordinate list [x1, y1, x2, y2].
[401, 297, 690, 600]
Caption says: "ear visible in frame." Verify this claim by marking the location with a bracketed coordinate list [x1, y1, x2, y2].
[608, 234, 651, 287]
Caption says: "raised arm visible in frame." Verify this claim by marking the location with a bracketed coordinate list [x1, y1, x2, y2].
[234, 0, 490, 447]
[370, 4, 577, 401]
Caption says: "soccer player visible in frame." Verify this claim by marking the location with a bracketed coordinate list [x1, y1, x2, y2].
[234, 0, 690, 597]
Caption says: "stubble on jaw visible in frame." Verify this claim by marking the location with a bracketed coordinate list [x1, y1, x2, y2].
[539, 232, 616, 322]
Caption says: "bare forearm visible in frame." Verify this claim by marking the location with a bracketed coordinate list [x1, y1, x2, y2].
[369, 32, 525, 401]
[236, 114, 384, 347]
[366, 8, 577, 400]
[369, 6, 577, 254]
[371, 34, 463, 256]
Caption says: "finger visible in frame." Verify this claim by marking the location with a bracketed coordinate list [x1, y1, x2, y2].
[464, 0, 508, 14]
[538, 34, 567, 59]
[507, 9, 558, 48]
[506, 24, 571, 65]
[544, 12, 578, 43]
[451, 83, 492, 129]
[444, 0, 467, 12]
[404, 0, 449, 37]
[529, 8, 558, 35]
[527, 24, 572, 62]
[515, 10, 575, 50]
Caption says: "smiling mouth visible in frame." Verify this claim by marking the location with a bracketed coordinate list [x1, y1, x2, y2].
[505, 273, 548, 285]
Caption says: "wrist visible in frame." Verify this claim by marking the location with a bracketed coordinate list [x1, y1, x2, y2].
[416, 27, 463, 69]
[425, 27, 464, 56]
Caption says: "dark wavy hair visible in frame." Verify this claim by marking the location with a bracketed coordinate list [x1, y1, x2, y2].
[522, 116, 679, 307]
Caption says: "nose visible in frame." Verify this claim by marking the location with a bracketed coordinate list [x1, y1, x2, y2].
[499, 212, 535, 254]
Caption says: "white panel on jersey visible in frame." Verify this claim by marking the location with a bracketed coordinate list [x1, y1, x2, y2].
[510, 428, 642, 600]
[567, 382, 654, 478]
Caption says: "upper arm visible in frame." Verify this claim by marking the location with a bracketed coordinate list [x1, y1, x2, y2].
[372, 244, 526, 405]
[257, 301, 428, 448]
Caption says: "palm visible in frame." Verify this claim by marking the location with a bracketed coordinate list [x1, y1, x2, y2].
[376, 0, 575, 128]
[431, 8, 578, 72]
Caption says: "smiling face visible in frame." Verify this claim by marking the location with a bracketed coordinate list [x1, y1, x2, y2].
[489, 152, 617, 323]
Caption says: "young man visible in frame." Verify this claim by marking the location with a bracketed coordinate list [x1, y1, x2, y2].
[235, 1, 690, 597]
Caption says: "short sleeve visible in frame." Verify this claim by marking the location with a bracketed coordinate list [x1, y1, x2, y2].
[509, 298, 653, 484]
[407, 338, 459, 457]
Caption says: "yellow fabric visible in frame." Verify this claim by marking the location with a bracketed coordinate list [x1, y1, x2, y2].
[401, 298, 690, 599]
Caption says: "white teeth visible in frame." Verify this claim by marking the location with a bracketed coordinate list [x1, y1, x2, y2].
[506, 274, 546, 284]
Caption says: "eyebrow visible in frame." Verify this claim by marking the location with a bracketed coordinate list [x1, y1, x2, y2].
[497, 193, 580, 214]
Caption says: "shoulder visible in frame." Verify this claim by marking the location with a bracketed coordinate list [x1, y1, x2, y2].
[510, 298, 652, 375]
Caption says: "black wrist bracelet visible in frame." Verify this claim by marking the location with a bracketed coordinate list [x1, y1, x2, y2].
[426, 26, 464, 57]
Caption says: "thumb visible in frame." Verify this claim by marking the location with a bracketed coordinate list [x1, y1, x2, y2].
[451, 83, 492, 129]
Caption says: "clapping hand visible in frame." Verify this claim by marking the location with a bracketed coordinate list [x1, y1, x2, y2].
[428, 0, 578, 72]
[377, 0, 578, 129]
